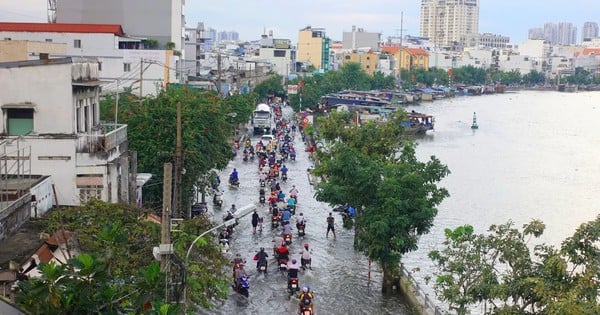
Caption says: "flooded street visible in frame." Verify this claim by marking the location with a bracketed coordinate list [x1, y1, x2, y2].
[199, 107, 411, 314]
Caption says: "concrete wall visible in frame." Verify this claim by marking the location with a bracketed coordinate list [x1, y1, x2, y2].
[30, 176, 54, 218]
[257, 47, 293, 76]
[0, 62, 73, 134]
[0, 194, 31, 242]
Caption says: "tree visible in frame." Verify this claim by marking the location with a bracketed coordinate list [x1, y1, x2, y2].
[101, 86, 255, 210]
[313, 111, 450, 293]
[339, 62, 371, 90]
[430, 217, 600, 314]
[253, 75, 283, 100]
[16, 201, 231, 312]
[371, 71, 397, 90]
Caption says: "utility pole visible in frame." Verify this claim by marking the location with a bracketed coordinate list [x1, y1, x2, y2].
[139, 58, 143, 102]
[160, 163, 172, 272]
[173, 101, 183, 218]
[114, 79, 120, 125]
[216, 52, 222, 95]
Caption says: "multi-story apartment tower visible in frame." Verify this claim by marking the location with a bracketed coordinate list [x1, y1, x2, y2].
[420, 0, 479, 49]
[582, 22, 599, 41]
[557, 22, 577, 45]
[297, 26, 330, 71]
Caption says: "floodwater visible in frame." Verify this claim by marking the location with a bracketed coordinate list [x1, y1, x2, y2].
[199, 90, 600, 314]
[199, 107, 411, 314]
[402, 90, 600, 312]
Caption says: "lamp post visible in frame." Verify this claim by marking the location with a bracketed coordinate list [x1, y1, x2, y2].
[183, 203, 256, 308]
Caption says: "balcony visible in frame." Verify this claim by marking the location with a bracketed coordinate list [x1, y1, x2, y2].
[76, 124, 127, 154]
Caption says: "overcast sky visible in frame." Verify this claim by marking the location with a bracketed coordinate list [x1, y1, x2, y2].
[1, 0, 599, 44]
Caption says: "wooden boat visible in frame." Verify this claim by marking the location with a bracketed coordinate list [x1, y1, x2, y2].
[402, 111, 434, 135]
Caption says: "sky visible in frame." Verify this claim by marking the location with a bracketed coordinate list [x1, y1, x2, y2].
[1, 0, 599, 44]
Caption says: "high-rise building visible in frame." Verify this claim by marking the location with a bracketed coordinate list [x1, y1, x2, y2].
[528, 28, 544, 40]
[55, 0, 184, 51]
[420, 0, 479, 49]
[582, 22, 599, 41]
[297, 26, 330, 71]
[557, 22, 577, 45]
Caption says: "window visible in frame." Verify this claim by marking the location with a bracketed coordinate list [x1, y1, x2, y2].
[7, 108, 34, 135]
[124, 63, 131, 72]
[79, 186, 103, 202]
[45, 39, 52, 42]
[74, 39, 81, 48]
[273, 50, 286, 57]
[4, 37, 11, 40]
[98, 62, 102, 71]
[345, 55, 351, 60]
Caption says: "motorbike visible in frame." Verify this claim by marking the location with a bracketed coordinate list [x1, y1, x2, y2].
[297, 222, 306, 237]
[281, 173, 288, 182]
[191, 202, 208, 217]
[259, 179, 266, 188]
[290, 152, 296, 161]
[283, 233, 292, 246]
[271, 215, 279, 228]
[250, 152, 255, 161]
[259, 194, 266, 205]
[229, 177, 240, 188]
[242, 153, 248, 162]
[287, 205, 296, 215]
[257, 260, 268, 273]
[219, 238, 230, 253]
[278, 259, 288, 272]
[213, 191, 223, 209]
[288, 277, 299, 294]
[233, 275, 250, 297]
[300, 305, 314, 315]
[301, 258, 311, 270]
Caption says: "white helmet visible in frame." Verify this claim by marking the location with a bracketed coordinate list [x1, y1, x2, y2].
[302, 286, 308, 293]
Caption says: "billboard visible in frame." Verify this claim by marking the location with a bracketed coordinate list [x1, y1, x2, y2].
[287, 84, 298, 94]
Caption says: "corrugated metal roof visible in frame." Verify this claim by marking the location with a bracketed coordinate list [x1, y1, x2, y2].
[0, 22, 124, 36]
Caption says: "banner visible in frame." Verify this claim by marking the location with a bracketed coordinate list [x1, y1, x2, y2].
[287, 85, 298, 94]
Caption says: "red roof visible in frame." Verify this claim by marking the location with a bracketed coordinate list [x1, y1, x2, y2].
[582, 48, 600, 56]
[0, 22, 124, 36]
[406, 48, 429, 56]
[382, 46, 400, 54]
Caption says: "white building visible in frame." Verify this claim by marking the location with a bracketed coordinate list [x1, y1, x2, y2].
[0, 22, 178, 97]
[342, 26, 381, 52]
[0, 58, 131, 206]
[582, 22, 599, 42]
[420, 0, 479, 49]
[251, 34, 295, 77]
[55, 0, 185, 52]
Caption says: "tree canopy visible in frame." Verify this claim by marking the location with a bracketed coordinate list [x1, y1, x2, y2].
[100, 85, 255, 211]
[312, 111, 450, 292]
[429, 216, 600, 314]
[15, 201, 230, 313]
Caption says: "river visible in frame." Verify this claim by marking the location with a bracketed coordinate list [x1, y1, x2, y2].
[202, 90, 600, 314]
[402, 90, 600, 313]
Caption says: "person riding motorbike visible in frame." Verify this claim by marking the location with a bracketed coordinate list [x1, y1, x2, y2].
[298, 286, 314, 314]
[273, 234, 284, 256]
[282, 208, 292, 225]
[219, 227, 229, 241]
[282, 222, 292, 236]
[281, 165, 288, 176]
[287, 196, 296, 208]
[300, 243, 312, 270]
[228, 204, 237, 214]
[287, 258, 300, 289]
[229, 168, 239, 185]
[296, 213, 305, 226]
[253, 247, 269, 270]
[277, 190, 286, 202]
[277, 243, 290, 262]
[289, 185, 299, 202]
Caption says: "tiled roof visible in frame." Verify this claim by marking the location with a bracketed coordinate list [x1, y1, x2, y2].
[382, 46, 400, 54]
[0, 22, 124, 36]
[582, 48, 600, 56]
[406, 48, 429, 56]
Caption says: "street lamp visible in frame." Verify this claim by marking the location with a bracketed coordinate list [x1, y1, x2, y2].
[183, 203, 256, 307]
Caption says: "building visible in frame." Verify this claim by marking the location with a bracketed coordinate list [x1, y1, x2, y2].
[184, 22, 212, 77]
[0, 40, 66, 62]
[461, 33, 510, 49]
[55, 0, 184, 51]
[252, 33, 295, 77]
[0, 23, 178, 97]
[557, 22, 577, 46]
[420, 0, 479, 49]
[297, 26, 331, 71]
[0, 57, 132, 206]
[342, 26, 381, 52]
[341, 49, 379, 75]
[528, 27, 545, 40]
[582, 22, 599, 42]
[382, 46, 430, 74]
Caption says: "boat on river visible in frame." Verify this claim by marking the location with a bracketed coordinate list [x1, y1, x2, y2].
[321, 91, 391, 107]
[402, 111, 434, 135]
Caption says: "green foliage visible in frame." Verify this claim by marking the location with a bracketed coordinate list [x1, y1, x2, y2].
[100, 86, 255, 210]
[253, 75, 284, 100]
[430, 216, 600, 314]
[522, 70, 546, 85]
[16, 201, 231, 312]
[313, 111, 449, 292]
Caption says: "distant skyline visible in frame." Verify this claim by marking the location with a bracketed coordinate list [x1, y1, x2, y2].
[1, 0, 599, 45]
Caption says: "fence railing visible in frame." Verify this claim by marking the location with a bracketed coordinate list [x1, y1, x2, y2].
[400, 263, 445, 315]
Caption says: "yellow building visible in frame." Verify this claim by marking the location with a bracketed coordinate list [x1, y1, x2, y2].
[297, 26, 330, 71]
[0, 40, 66, 62]
[382, 46, 430, 74]
[341, 51, 379, 75]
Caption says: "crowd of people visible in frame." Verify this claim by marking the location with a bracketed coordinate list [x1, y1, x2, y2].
[220, 103, 317, 314]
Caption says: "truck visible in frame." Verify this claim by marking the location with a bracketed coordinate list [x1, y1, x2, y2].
[252, 103, 272, 135]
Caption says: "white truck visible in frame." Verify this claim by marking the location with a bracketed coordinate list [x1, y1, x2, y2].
[252, 103, 272, 135]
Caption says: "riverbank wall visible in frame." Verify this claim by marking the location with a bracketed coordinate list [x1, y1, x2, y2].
[399, 264, 443, 315]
